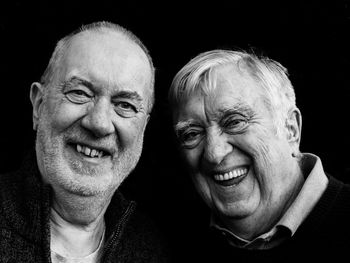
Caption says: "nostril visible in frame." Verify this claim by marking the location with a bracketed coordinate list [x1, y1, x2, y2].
[81, 109, 115, 138]
[203, 139, 233, 165]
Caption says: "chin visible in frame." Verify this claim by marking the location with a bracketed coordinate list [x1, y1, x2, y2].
[46, 160, 118, 198]
[213, 197, 260, 220]
[59, 174, 117, 197]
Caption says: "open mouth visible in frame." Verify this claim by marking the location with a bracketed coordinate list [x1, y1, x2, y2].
[212, 166, 249, 186]
[72, 143, 109, 158]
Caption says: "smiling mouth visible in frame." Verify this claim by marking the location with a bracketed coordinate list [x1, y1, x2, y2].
[74, 143, 109, 158]
[212, 166, 249, 185]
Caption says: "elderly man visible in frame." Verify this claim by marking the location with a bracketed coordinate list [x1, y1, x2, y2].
[168, 50, 350, 261]
[0, 22, 170, 262]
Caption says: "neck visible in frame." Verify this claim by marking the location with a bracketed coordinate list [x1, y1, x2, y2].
[49, 189, 112, 257]
[52, 187, 113, 225]
[50, 206, 106, 257]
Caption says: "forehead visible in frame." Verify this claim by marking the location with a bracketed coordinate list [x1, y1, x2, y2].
[210, 64, 262, 104]
[59, 30, 152, 97]
[176, 64, 266, 119]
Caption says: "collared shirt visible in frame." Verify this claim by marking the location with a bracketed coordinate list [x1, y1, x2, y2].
[210, 153, 329, 250]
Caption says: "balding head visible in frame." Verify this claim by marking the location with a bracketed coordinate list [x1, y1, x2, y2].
[41, 21, 155, 112]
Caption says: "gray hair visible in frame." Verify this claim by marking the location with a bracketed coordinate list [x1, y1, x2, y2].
[169, 49, 297, 134]
[40, 21, 155, 112]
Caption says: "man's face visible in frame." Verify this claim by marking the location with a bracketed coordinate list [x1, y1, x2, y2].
[32, 31, 152, 198]
[174, 65, 300, 231]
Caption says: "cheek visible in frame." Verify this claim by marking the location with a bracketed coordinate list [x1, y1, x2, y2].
[191, 172, 212, 206]
[236, 133, 278, 193]
[237, 127, 277, 168]
[45, 100, 87, 132]
[246, 136, 292, 198]
[116, 117, 148, 145]
[182, 147, 202, 171]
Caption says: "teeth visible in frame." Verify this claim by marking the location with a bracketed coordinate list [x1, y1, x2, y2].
[76, 144, 104, 158]
[213, 167, 248, 182]
[84, 147, 91, 156]
[224, 173, 229, 180]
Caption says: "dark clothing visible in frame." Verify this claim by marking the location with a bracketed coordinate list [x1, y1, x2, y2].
[0, 152, 171, 263]
[185, 175, 350, 262]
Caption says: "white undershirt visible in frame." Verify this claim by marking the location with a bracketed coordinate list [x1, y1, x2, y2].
[50, 208, 106, 263]
[51, 229, 105, 263]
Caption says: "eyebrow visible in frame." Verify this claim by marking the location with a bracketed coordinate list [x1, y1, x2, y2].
[113, 90, 143, 103]
[62, 76, 94, 89]
[174, 119, 198, 132]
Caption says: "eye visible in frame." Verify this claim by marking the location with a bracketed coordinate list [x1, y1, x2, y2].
[114, 101, 138, 118]
[178, 128, 203, 149]
[117, 101, 136, 111]
[65, 89, 92, 104]
[222, 115, 248, 134]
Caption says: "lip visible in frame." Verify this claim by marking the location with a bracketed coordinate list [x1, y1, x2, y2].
[67, 140, 114, 156]
[209, 165, 249, 177]
[210, 165, 250, 187]
[66, 142, 112, 165]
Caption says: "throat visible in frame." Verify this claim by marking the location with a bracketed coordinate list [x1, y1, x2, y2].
[50, 208, 106, 258]
[51, 188, 112, 225]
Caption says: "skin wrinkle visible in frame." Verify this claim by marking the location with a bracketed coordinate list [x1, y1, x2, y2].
[57, 32, 152, 108]
[33, 29, 151, 228]
[256, 132, 293, 224]
[184, 60, 288, 136]
[173, 60, 303, 240]
[23, 23, 160, 260]
[61, 75, 147, 113]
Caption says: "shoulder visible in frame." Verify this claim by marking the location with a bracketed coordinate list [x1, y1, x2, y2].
[123, 204, 170, 249]
[303, 174, 350, 239]
[0, 152, 49, 242]
[109, 202, 175, 262]
[0, 153, 43, 213]
[326, 174, 350, 200]
[0, 170, 22, 216]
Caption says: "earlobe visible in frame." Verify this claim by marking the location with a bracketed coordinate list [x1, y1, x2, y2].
[30, 82, 44, 130]
[286, 107, 302, 147]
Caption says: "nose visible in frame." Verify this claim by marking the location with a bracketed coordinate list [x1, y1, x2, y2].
[81, 98, 115, 137]
[202, 130, 233, 166]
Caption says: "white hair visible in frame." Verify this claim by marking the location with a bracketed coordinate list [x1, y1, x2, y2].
[169, 49, 297, 134]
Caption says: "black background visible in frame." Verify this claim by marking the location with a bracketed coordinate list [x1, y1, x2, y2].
[1, 0, 350, 252]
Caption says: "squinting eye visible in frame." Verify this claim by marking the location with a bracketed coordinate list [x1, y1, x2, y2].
[65, 90, 92, 104]
[117, 101, 136, 111]
[228, 119, 244, 126]
[223, 117, 248, 133]
[178, 129, 203, 149]
[114, 101, 138, 118]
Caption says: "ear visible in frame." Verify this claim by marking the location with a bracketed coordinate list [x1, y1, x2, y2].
[30, 82, 45, 131]
[285, 107, 302, 153]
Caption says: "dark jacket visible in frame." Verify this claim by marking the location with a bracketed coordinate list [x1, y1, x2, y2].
[0, 152, 171, 263]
